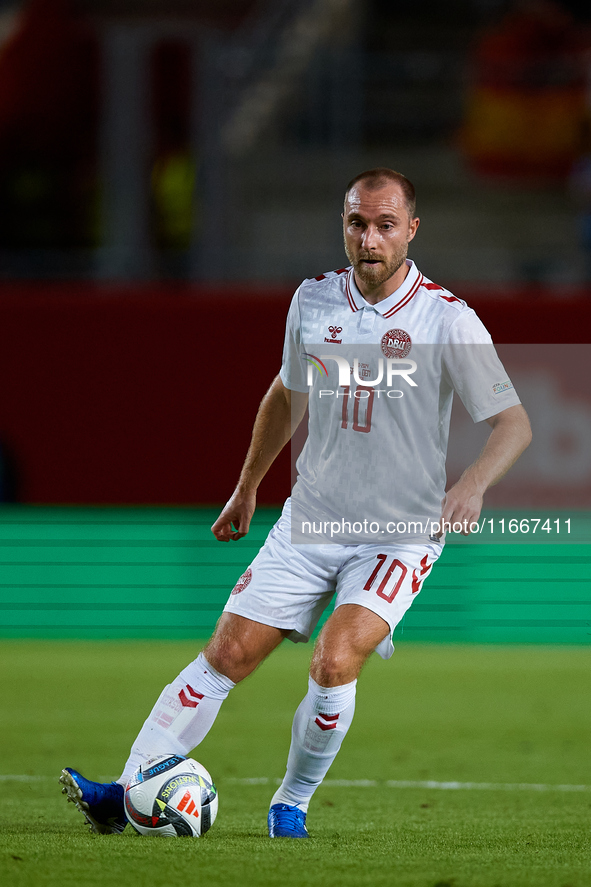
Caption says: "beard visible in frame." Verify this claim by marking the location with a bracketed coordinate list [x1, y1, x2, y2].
[344, 241, 408, 289]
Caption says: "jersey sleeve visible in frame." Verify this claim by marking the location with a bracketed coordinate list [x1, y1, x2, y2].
[279, 287, 309, 393]
[443, 309, 521, 422]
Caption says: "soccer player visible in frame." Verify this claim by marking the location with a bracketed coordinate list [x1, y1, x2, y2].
[60, 168, 531, 837]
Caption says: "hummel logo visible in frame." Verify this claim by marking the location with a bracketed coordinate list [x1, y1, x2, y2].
[315, 712, 339, 731]
[411, 554, 432, 594]
[179, 684, 204, 708]
[325, 325, 342, 344]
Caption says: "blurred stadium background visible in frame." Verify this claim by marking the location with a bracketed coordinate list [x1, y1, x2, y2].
[0, 0, 589, 642]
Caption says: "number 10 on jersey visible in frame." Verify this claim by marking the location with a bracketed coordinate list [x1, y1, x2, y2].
[340, 385, 374, 433]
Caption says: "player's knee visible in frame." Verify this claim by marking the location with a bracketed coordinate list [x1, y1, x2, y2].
[203, 630, 263, 683]
[311, 648, 359, 686]
[204, 636, 248, 681]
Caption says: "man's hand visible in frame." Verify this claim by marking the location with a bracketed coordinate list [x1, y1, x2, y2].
[439, 478, 484, 537]
[211, 488, 257, 542]
[210, 376, 308, 544]
[434, 404, 531, 538]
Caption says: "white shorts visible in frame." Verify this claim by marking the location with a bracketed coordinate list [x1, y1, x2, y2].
[223, 499, 442, 660]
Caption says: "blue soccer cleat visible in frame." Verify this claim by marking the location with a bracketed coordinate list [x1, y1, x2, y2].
[268, 803, 309, 838]
[59, 768, 126, 834]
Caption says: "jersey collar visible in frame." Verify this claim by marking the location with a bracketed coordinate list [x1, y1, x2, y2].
[345, 260, 423, 316]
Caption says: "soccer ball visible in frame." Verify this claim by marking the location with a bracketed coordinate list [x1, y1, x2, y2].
[124, 754, 218, 836]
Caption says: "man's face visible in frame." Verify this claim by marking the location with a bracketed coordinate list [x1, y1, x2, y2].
[343, 183, 419, 290]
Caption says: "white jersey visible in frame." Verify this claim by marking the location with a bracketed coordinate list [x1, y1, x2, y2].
[280, 260, 521, 544]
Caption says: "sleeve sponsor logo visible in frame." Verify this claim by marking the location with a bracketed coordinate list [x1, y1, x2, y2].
[492, 380, 514, 395]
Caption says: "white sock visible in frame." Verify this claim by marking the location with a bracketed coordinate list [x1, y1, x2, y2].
[270, 676, 357, 812]
[118, 653, 235, 787]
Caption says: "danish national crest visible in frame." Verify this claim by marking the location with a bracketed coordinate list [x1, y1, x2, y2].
[381, 328, 411, 359]
[231, 568, 252, 595]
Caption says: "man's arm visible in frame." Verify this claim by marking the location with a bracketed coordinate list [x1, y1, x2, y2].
[211, 375, 308, 542]
[439, 403, 532, 536]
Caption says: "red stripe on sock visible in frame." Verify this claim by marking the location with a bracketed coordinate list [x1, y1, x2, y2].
[315, 717, 338, 731]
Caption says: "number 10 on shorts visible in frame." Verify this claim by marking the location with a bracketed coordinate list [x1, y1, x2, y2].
[363, 554, 408, 602]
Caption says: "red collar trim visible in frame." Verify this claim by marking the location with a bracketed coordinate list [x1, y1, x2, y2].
[382, 272, 423, 318]
[345, 268, 360, 312]
[345, 261, 422, 316]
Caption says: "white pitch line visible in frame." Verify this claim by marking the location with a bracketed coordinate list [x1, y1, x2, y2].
[0, 775, 52, 781]
[226, 777, 591, 793]
[2, 775, 589, 793]
[384, 780, 591, 793]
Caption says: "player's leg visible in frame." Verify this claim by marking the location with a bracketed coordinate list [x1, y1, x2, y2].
[269, 542, 441, 837]
[118, 613, 288, 786]
[268, 603, 388, 837]
[61, 498, 337, 834]
[60, 614, 286, 833]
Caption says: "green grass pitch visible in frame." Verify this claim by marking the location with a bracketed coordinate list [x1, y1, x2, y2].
[0, 640, 590, 887]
